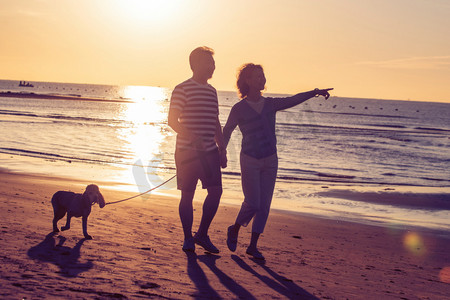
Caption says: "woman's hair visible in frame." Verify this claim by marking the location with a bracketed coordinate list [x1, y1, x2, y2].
[236, 63, 264, 99]
[189, 46, 214, 71]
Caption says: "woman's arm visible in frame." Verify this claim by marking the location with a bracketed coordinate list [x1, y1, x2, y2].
[214, 117, 226, 151]
[214, 117, 228, 168]
[273, 88, 333, 111]
[222, 106, 239, 148]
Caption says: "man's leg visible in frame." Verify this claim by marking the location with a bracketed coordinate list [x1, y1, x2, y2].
[193, 186, 222, 253]
[197, 185, 222, 237]
[179, 190, 195, 242]
[192, 148, 222, 253]
[175, 148, 199, 251]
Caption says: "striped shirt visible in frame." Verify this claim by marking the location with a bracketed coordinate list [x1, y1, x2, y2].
[169, 78, 219, 151]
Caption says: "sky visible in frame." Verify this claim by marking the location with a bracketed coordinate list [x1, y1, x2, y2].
[1, 0, 450, 102]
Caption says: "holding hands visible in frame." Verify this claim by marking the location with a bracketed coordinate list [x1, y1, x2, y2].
[219, 149, 227, 169]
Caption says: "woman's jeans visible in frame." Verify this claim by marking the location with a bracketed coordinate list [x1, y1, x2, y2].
[236, 152, 278, 234]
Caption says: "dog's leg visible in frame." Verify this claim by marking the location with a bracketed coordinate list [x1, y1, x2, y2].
[82, 216, 92, 239]
[61, 213, 72, 231]
[53, 208, 66, 232]
[52, 193, 66, 232]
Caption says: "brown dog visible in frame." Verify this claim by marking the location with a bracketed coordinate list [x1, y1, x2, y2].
[51, 184, 105, 239]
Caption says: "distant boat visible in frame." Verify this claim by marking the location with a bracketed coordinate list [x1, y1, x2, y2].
[19, 81, 34, 87]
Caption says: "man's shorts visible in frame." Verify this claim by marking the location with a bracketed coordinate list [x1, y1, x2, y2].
[175, 147, 222, 192]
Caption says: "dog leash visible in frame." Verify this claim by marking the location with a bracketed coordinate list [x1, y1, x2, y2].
[105, 175, 176, 206]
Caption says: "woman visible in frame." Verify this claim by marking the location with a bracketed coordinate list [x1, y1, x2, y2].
[223, 63, 332, 260]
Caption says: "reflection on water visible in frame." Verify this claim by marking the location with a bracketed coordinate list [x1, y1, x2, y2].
[113, 86, 175, 191]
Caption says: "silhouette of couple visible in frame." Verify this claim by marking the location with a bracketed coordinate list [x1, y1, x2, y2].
[168, 46, 332, 260]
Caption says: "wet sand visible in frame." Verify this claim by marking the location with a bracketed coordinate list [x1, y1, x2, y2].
[0, 170, 449, 299]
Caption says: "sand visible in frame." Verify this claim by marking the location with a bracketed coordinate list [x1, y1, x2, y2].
[0, 170, 449, 299]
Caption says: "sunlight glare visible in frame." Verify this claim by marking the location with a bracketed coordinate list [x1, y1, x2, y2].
[114, 85, 172, 191]
[123, 85, 167, 125]
[114, 0, 181, 25]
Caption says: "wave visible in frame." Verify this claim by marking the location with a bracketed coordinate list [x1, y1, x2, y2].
[277, 122, 409, 133]
[0, 109, 39, 118]
[316, 190, 450, 211]
[364, 124, 407, 129]
[419, 177, 450, 182]
[300, 109, 416, 119]
[2, 145, 449, 188]
[0, 109, 121, 124]
[0, 147, 179, 174]
[0, 91, 133, 103]
[0, 109, 167, 128]
[415, 127, 450, 133]
[0, 147, 125, 165]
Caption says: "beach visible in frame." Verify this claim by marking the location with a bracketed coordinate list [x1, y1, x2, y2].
[1, 169, 449, 299]
[1, 82, 450, 232]
[2, 0, 450, 298]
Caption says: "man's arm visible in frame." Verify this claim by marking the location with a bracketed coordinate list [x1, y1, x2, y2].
[168, 108, 203, 148]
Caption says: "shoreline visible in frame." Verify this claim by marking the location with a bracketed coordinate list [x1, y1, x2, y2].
[1, 161, 449, 231]
[0, 169, 449, 298]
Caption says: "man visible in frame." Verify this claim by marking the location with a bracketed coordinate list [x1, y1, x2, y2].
[168, 46, 227, 253]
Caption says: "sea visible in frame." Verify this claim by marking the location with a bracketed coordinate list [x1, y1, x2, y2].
[1, 79, 449, 232]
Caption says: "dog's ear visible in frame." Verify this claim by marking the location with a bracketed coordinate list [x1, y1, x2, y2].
[98, 192, 106, 208]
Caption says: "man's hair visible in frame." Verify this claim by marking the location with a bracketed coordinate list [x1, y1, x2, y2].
[189, 46, 214, 71]
[236, 63, 264, 99]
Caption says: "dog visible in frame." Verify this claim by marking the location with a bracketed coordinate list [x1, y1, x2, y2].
[51, 184, 105, 239]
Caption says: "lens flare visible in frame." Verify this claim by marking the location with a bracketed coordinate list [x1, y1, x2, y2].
[439, 266, 450, 283]
[403, 232, 426, 256]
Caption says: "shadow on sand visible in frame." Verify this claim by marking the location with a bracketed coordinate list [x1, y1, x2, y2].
[231, 255, 318, 299]
[185, 251, 255, 299]
[27, 232, 93, 278]
[185, 251, 317, 299]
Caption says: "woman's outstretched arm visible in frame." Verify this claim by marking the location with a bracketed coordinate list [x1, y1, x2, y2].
[273, 88, 333, 111]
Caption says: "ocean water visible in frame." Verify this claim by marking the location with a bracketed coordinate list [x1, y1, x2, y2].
[1, 79, 449, 230]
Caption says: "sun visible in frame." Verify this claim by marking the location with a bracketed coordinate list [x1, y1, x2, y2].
[114, 0, 182, 25]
